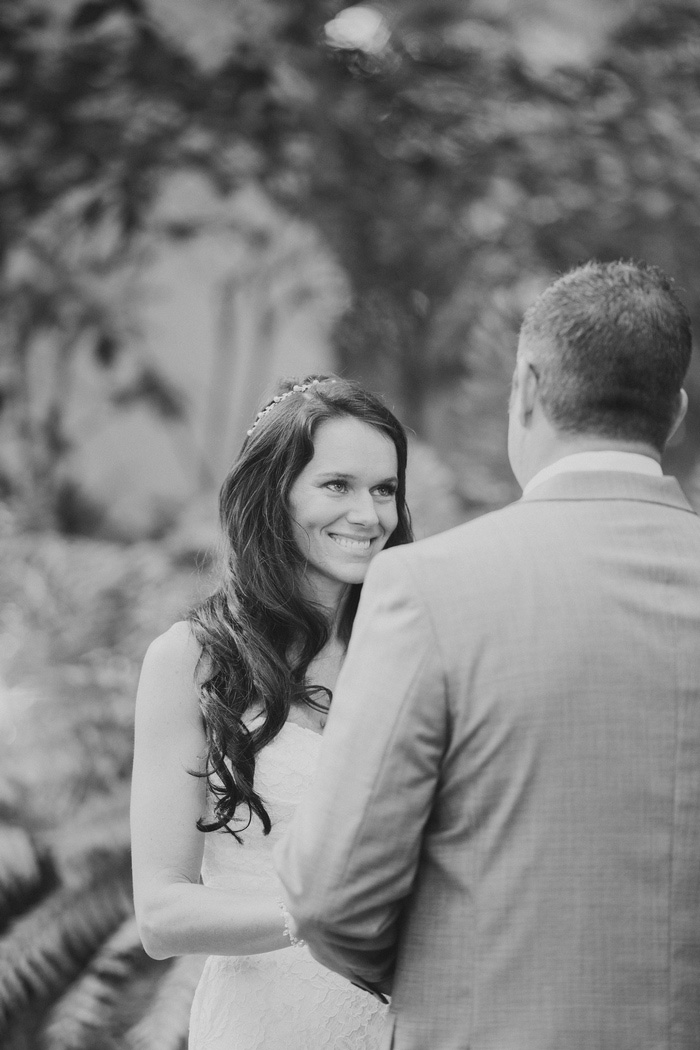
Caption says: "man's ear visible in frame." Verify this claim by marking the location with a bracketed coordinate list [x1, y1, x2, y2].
[667, 388, 688, 444]
[514, 356, 539, 426]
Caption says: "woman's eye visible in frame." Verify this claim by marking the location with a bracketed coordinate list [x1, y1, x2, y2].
[374, 484, 397, 498]
[325, 479, 348, 493]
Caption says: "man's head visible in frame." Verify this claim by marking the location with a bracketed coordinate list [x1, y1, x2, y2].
[508, 259, 691, 486]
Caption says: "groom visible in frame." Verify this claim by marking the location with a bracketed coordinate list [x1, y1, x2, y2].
[276, 260, 700, 1049]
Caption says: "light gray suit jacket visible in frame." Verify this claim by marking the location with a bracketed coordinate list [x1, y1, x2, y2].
[276, 472, 700, 1050]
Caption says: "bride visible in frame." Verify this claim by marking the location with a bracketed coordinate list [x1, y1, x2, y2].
[130, 375, 412, 1049]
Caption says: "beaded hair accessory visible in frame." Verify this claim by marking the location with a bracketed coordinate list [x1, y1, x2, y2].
[246, 378, 335, 436]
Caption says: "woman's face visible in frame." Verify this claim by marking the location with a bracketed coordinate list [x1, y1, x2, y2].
[288, 416, 399, 608]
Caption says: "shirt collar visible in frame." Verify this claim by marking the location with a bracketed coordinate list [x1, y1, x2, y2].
[523, 451, 662, 497]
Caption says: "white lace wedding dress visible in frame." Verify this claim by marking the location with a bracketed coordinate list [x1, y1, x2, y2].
[188, 720, 388, 1049]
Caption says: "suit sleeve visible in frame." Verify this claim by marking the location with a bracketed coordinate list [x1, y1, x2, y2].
[274, 545, 448, 991]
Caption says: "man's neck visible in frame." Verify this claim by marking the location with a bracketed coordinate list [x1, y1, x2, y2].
[522, 437, 661, 490]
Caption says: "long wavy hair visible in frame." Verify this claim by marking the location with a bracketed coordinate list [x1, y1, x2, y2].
[188, 375, 412, 839]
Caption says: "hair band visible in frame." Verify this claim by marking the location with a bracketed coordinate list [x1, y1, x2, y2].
[246, 379, 335, 436]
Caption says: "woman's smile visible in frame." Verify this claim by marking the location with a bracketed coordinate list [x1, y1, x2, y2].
[327, 532, 374, 552]
[288, 416, 399, 606]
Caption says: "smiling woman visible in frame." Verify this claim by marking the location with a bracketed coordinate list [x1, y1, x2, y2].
[130, 375, 412, 1050]
[289, 415, 400, 608]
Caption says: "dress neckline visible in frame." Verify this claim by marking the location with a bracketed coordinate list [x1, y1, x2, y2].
[246, 711, 323, 739]
[283, 719, 323, 739]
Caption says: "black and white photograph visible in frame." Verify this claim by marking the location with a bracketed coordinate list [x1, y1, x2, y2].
[1, 2, 699, 1048]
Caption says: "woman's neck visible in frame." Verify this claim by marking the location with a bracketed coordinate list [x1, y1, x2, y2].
[306, 582, 352, 638]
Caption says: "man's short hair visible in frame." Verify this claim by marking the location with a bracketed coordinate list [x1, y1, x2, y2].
[520, 259, 692, 450]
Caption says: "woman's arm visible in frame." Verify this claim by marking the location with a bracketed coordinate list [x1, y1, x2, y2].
[130, 620, 293, 960]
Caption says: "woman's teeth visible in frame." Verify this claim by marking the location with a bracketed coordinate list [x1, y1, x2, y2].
[330, 535, 371, 550]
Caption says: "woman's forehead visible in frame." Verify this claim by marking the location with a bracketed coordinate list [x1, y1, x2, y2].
[306, 417, 397, 473]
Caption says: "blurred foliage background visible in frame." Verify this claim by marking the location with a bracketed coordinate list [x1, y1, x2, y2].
[2, 0, 700, 1046]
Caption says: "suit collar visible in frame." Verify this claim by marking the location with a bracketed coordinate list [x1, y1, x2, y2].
[519, 470, 695, 513]
[523, 451, 661, 496]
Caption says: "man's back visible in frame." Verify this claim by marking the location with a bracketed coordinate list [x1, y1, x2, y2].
[388, 470, 700, 1048]
[278, 259, 700, 1050]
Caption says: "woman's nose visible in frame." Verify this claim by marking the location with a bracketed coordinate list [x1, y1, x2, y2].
[346, 491, 379, 526]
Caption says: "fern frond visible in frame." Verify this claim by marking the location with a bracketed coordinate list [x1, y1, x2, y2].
[0, 866, 133, 1037]
[124, 954, 206, 1050]
[38, 916, 144, 1050]
[0, 824, 57, 932]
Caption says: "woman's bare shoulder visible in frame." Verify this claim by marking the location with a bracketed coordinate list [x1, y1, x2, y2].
[146, 620, 201, 665]
[139, 621, 205, 705]
[134, 622, 210, 742]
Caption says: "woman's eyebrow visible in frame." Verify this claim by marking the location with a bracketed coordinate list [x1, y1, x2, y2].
[314, 471, 398, 483]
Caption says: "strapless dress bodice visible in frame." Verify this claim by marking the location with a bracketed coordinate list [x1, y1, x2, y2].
[188, 720, 387, 1050]
[200, 720, 321, 897]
